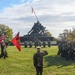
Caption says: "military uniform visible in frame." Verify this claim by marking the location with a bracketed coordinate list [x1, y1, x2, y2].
[0, 42, 8, 58]
[57, 41, 75, 60]
[42, 41, 46, 48]
[24, 41, 28, 48]
[29, 41, 32, 48]
[48, 41, 51, 47]
[38, 41, 41, 47]
[33, 47, 48, 75]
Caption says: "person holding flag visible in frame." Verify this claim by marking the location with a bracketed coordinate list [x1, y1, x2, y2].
[0, 31, 5, 44]
[0, 40, 8, 58]
[0, 31, 8, 58]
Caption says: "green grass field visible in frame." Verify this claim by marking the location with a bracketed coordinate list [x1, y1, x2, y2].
[0, 46, 75, 75]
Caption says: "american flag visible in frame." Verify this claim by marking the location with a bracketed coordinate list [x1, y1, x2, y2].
[31, 6, 34, 13]
[0, 31, 5, 43]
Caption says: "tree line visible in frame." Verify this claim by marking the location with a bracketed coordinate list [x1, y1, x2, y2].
[0, 24, 13, 43]
[58, 28, 75, 41]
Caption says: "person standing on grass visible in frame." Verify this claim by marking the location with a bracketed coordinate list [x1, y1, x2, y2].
[33, 46, 48, 75]
[0, 41, 8, 59]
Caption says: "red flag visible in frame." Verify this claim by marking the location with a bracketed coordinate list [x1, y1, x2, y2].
[0, 31, 5, 43]
[11, 32, 21, 51]
[31, 7, 34, 13]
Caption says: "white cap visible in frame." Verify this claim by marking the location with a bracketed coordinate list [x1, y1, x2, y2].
[37, 46, 41, 49]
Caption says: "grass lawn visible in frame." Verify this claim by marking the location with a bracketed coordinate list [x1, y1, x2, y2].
[0, 46, 75, 75]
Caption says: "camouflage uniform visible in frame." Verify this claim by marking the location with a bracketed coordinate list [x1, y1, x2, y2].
[48, 41, 51, 47]
[34, 41, 38, 48]
[66, 43, 74, 60]
[29, 41, 32, 48]
[24, 41, 28, 48]
[42, 41, 46, 48]
[57, 41, 75, 60]
[0, 42, 8, 58]
[33, 47, 48, 75]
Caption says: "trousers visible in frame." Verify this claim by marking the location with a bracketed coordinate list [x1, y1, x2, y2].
[35, 66, 43, 75]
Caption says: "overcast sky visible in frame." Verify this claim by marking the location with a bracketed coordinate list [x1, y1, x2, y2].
[0, 0, 75, 38]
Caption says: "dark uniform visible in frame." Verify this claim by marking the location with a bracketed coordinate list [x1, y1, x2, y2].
[66, 43, 74, 60]
[33, 47, 48, 75]
[42, 41, 46, 48]
[57, 41, 75, 60]
[0, 41, 8, 58]
[38, 41, 41, 47]
[29, 41, 32, 48]
[34, 41, 39, 48]
[48, 41, 51, 47]
[24, 41, 28, 48]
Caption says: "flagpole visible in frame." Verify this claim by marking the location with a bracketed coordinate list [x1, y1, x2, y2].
[31, 6, 39, 22]
[7, 41, 12, 46]
[7, 32, 19, 46]
[7, 34, 16, 46]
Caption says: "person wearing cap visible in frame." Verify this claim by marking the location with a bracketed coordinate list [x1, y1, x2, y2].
[33, 46, 48, 75]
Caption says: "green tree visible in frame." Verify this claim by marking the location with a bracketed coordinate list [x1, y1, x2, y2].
[0, 24, 13, 42]
[58, 28, 75, 41]
[45, 29, 52, 36]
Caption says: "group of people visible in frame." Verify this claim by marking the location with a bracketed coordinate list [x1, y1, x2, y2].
[0, 41, 8, 59]
[57, 41, 75, 60]
[24, 41, 51, 48]
[1, 39, 75, 75]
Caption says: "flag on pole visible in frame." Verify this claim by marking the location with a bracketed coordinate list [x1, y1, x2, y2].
[31, 6, 34, 13]
[11, 32, 21, 51]
[0, 31, 5, 43]
[31, 6, 39, 21]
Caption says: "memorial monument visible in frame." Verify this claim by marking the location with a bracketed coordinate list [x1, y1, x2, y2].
[20, 7, 53, 42]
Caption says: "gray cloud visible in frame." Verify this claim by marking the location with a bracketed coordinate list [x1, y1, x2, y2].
[0, 0, 75, 38]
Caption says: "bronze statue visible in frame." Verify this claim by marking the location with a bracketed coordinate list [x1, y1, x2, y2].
[28, 21, 46, 35]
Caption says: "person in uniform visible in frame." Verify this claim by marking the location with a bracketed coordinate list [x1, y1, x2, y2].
[42, 41, 46, 48]
[38, 41, 41, 47]
[0, 41, 8, 59]
[29, 41, 33, 48]
[24, 41, 28, 48]
[47, 41, 51, 47]
[33, 46, 48, 75]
